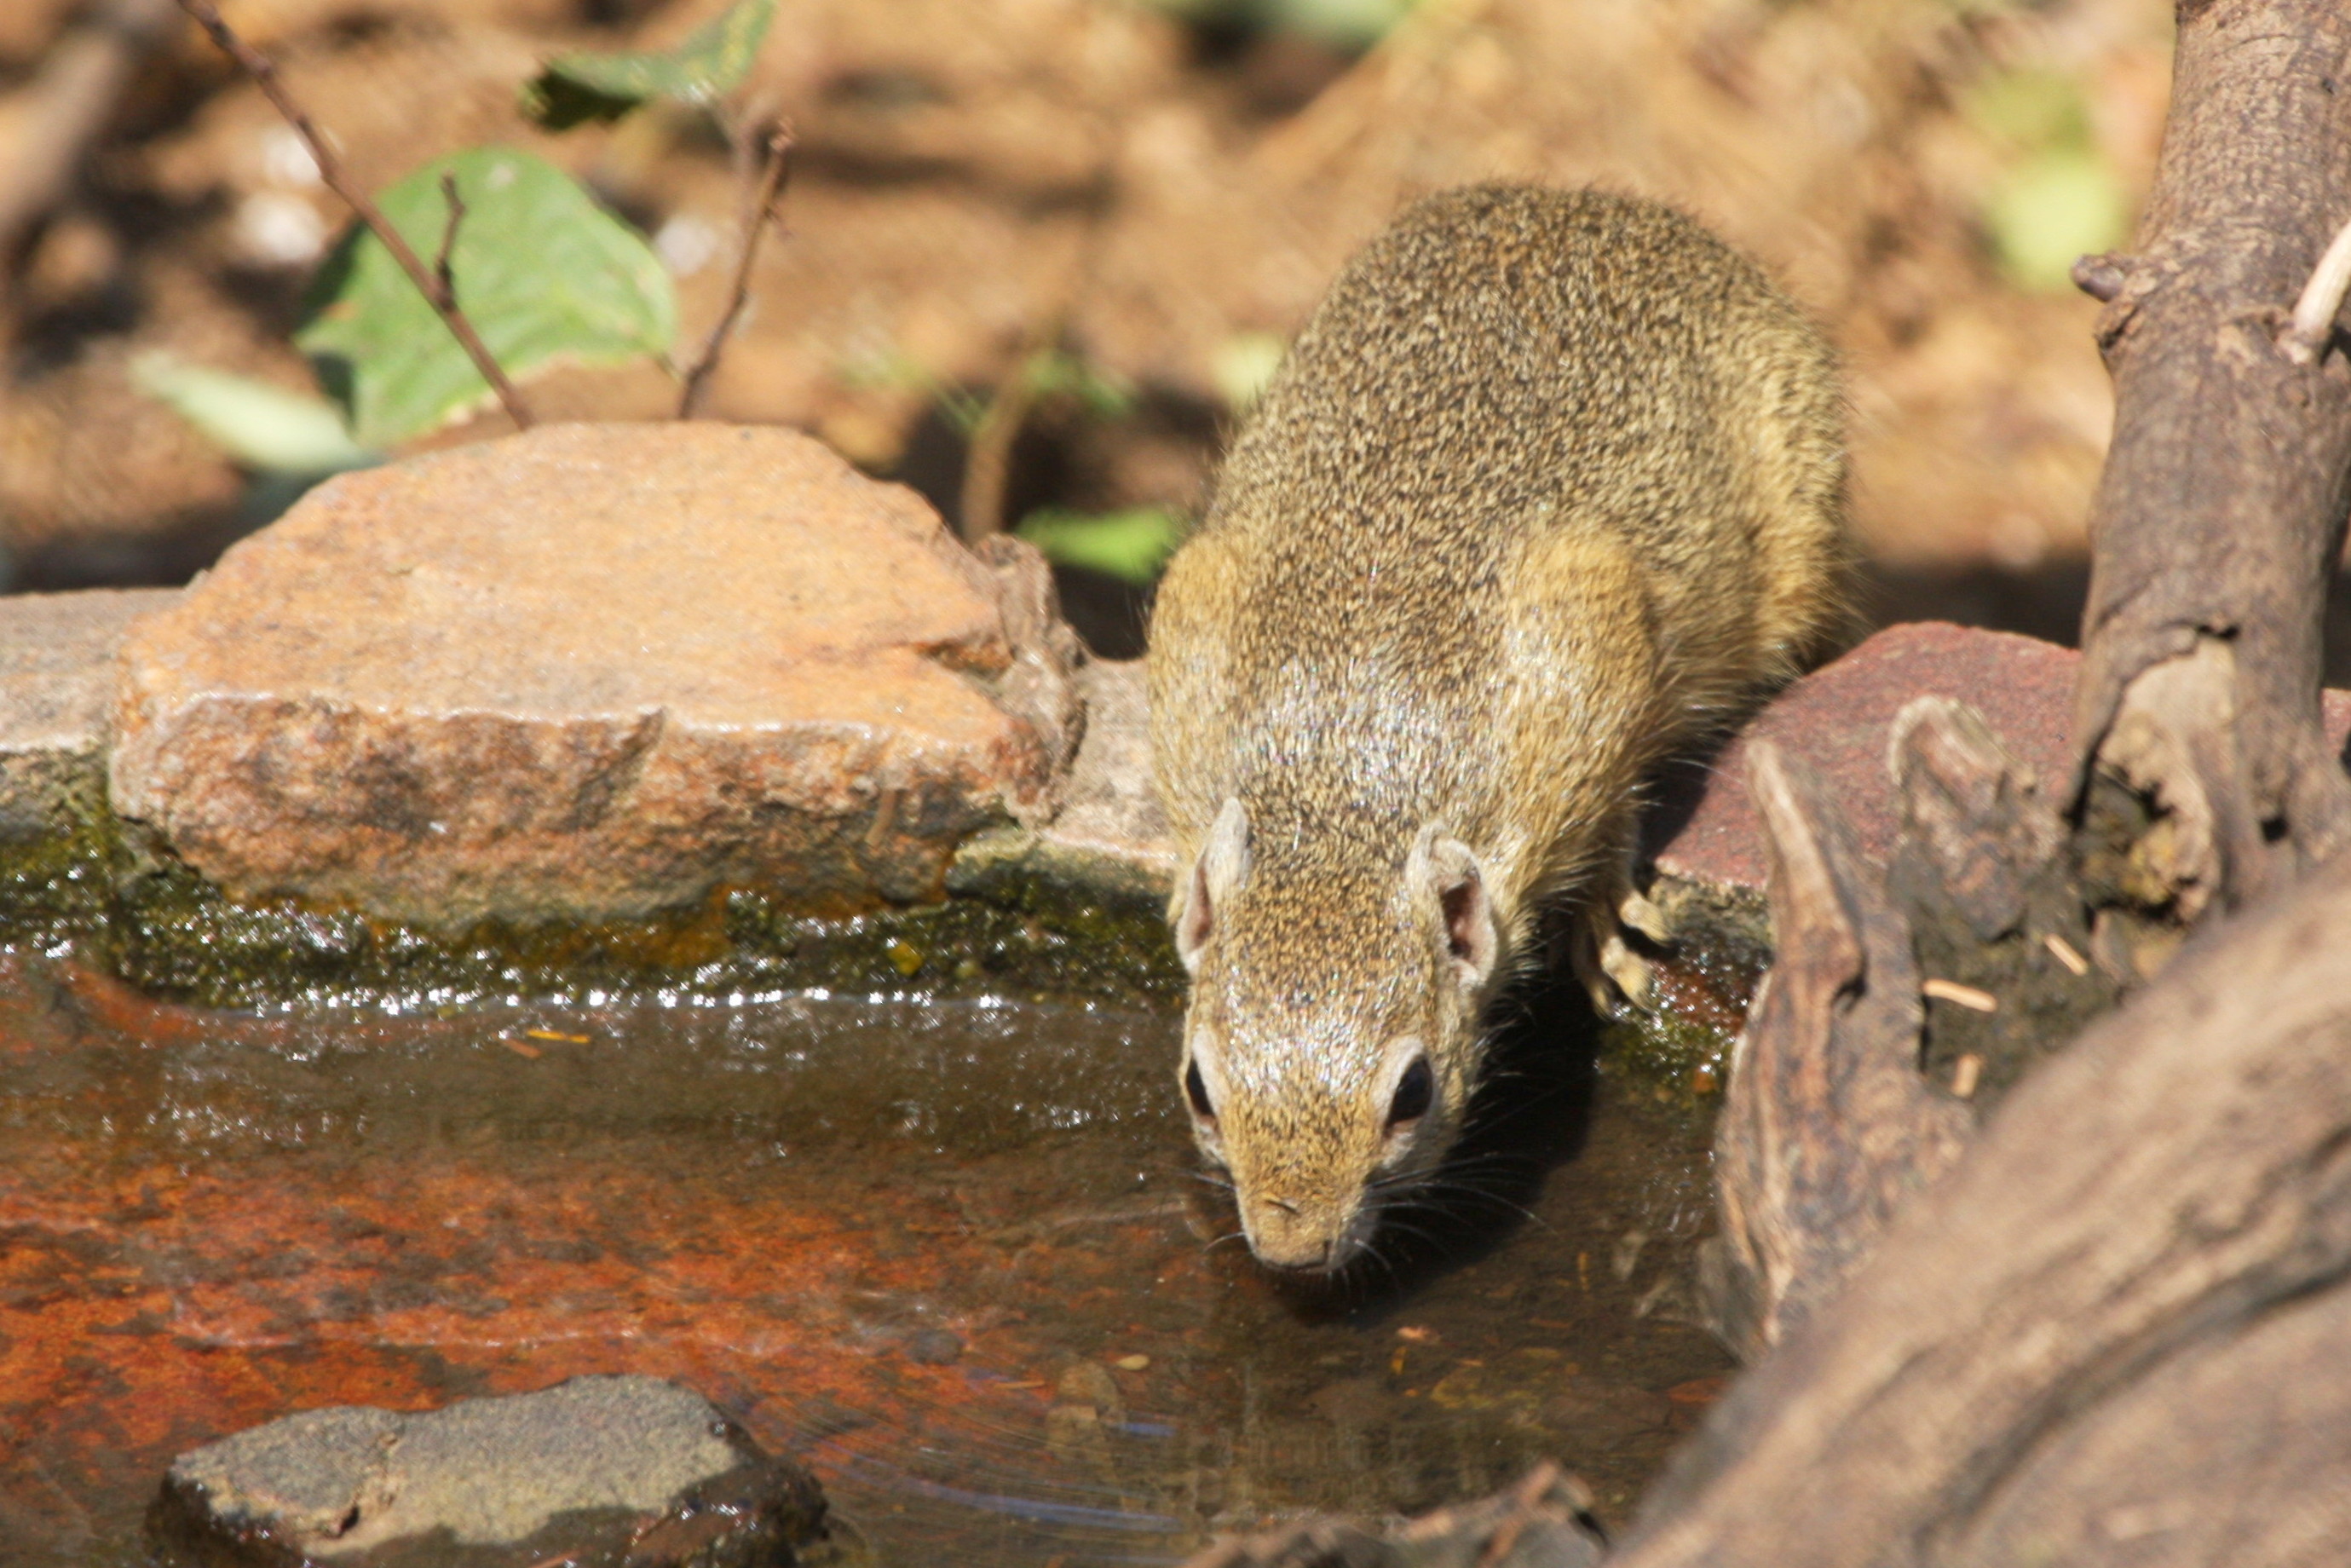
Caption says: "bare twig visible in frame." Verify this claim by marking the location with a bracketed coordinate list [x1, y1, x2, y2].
[2285, 207, 2351, 363]
[676, 123, 794, 419]
[433, 172, 464, 310]
[957, 331, 1053, 544]
[958, 204, 1117, 543]
[174, 0, 533, 429]
[0, 0, 177, 265]
[2069, 251, 2129, 303]
[954, 108, 1118, 544]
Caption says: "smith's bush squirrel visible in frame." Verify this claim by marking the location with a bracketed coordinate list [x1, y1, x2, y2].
[1148, 184, 1847, 1271]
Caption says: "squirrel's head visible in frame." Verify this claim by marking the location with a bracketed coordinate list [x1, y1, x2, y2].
[1170, 797, 1504, 1273]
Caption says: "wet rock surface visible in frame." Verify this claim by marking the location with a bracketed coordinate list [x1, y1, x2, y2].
[110, 423, 1080, 930]
[152, 1375, 833, 1567]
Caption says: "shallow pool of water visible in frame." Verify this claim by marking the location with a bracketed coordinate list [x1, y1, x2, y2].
[0, 948, 1731, 1565]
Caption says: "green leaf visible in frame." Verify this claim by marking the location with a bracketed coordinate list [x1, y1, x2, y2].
[1015, 506, 1189, 585]
[1985, 149, 2128, 294]
[132, 352, 378, 474]
[1965, 67, 2093, 154]
[297, 147, 677, 447]
[525, 0, 775, 126]
[1023, 350, 1137, 420]
[1265, 0, 1418, 49]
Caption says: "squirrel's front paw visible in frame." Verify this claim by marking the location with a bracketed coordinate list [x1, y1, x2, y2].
[1573, 885, 1672, 1017]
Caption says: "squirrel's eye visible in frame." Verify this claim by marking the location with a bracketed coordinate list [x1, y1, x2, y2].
[1388, 1056, 1433, 1128]
[1185, 1058, 1216, 1121]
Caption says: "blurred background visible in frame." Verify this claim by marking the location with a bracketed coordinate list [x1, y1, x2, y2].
[0, 0, 2310, 668]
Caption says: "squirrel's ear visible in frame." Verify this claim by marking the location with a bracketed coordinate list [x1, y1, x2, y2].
[1411, 829, 1498, 990]
[1176, 797, 1251, 973]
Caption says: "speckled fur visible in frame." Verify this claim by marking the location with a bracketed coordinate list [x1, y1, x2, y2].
[1149, 184, 1846, 1269]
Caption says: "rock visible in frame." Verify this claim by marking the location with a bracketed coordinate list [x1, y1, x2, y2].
[0, 589, 176, 840]
[950, 657, 1175, 910]
[1651, 620, 2351, 895]
[150, 1374, 832, 1566]
[110, 423, 1081, 928]
[902, 1327, 963, 1364]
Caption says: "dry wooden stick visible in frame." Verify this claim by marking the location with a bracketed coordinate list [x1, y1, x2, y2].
[2285, 206, 2351, 363]
[174, 0, 533, 429]
[955, 112, 1117, 543]
[957, 327, 1054, 545]
[676, 123, 793, 418]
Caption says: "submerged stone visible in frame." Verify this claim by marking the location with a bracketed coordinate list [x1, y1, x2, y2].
[111, 423, 1081, 930]
[151, 1374, 833, 1566]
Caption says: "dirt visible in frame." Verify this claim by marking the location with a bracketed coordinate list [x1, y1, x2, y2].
[0, 0, 2182, 651]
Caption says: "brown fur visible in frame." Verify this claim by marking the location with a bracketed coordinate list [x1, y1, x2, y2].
[1148, 184, 1846, 1270]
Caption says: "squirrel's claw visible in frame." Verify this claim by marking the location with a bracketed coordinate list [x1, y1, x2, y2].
[1575, 884, 1671, 1017]
[1619, 887, 1672, 946]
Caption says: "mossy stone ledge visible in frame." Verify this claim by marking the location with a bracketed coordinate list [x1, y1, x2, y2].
[0, 462, 2184, 1090]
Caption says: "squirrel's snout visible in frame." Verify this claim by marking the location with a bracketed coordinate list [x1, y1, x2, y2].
[1242, 1194, 1362, 1273]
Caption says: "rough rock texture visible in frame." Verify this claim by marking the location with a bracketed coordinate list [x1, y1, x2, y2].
[153, 1375, 830, 1565]
[111, 424, 1082, 928]
[1653, 620, 2351, 892]
[951, 658, 1174, 909]
[0, 588, 176, 839]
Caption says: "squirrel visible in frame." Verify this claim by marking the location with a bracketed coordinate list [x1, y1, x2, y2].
[1146, 184, 1847, 1272]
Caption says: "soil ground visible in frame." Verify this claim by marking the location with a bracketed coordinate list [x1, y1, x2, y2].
[10, 0, 2337, 672]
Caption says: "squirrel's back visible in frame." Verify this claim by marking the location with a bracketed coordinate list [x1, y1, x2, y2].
[1155, 187, 1841, 879]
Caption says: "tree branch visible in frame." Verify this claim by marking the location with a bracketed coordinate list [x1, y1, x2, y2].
[173, 0, 533, 431]
[1620, 846, 2351, 1565]
[2069, 0, 2351, 925]
[957, 336, 1051, 544]
[676, 122, 793, 420]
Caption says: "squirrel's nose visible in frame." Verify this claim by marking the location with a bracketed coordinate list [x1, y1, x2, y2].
[1253, 1232, 1332, 1271]
[1247, 1197, 1340, 1271]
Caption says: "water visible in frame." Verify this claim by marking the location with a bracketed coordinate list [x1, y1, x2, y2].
[0, 948, 1731, 1565]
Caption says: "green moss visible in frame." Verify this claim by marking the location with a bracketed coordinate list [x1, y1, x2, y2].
[0, 801, 1756, 1064]
[0, 799, 1185, 1012]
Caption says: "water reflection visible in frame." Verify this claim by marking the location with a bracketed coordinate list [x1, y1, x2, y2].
[0, 949, 1728, 1567]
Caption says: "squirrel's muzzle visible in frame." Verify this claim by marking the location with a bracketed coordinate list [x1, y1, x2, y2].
[1242, 1191, 1365, 1273]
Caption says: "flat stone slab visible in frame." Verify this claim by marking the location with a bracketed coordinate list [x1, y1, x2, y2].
[1651, 621, 2351, 893]
[111, 424, 1081, 928]
[951, 658, 1174, 910]
[0, 588, 176, 839]
[153, 1375, 830, 1565]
